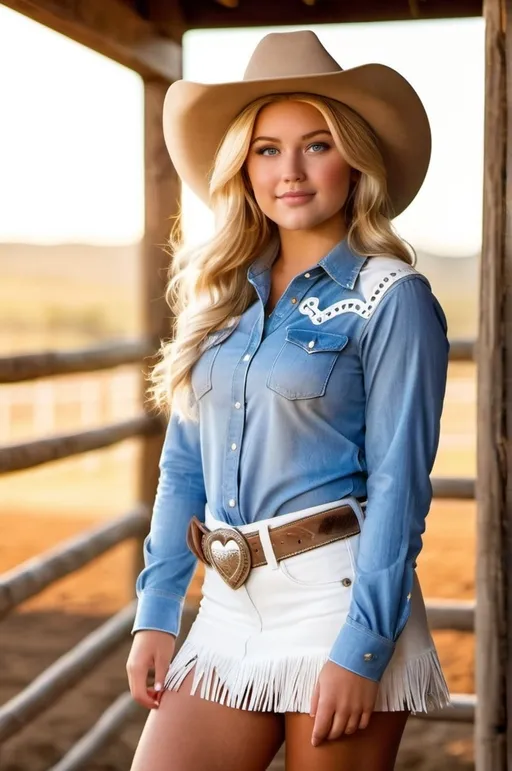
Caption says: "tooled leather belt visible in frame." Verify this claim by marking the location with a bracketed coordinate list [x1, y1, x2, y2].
[186, 502, 361, 590]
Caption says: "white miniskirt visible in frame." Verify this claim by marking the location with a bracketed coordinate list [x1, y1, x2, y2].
[164, 496, 451, 715]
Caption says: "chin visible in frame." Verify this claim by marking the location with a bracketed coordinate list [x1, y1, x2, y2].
[275, 214, 327, 232]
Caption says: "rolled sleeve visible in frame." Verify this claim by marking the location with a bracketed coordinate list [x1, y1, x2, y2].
[131, 408, 206, 638]
[328, 275, 449, 681]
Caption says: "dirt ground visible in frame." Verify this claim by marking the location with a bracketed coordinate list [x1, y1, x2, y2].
[0, 498, 475, 771]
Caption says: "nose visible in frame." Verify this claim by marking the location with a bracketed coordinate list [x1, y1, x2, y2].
[281, 153, 306, 184]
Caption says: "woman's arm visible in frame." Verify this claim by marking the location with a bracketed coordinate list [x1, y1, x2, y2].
[328, 274, 450, 681]
[131, 408, 206, 638]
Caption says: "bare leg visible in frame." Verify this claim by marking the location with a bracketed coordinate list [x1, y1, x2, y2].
[285, 710, 409, 771]
[130, 668, 285, 771]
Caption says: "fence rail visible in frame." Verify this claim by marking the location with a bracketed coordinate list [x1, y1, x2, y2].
[47, 693, 141, 771]
[0, 337, 476, 387]
[448, 339, 476, 361]
[0, 507, 149, 618]
[0, 602, 137, 743]
[0, 338, 156, 383]
[0, 415, 160, 473]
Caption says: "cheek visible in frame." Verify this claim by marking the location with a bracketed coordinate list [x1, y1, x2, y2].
[314, 159, 351, 197]
[246, 164, 278, 211]
[246, 160, 269, 193]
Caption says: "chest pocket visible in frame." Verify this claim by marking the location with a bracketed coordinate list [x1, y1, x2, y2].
[266, 327, 349, 400]
[191, 324, 237, 401]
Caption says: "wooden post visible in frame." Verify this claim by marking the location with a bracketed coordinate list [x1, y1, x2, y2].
[136, 68, 182, 583]
[476, 1, 512, 769]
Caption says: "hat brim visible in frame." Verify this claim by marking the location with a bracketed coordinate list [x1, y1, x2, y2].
[163, 63, 431, 218]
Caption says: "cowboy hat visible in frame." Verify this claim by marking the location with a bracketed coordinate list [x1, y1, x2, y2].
[162, 30, 431, 217]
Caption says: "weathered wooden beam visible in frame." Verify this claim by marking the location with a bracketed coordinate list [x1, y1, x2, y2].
[431, 477, 475, 499]
[47, 693, 141, 771]
[0, 603, 136, 743]
[134, 78, 181, 587]
[2, 0, 181, 80]
[426, 599, 475, 632]
[0, 336, 474, 385]
[449, 339, 477, 361]
[476, 1, 512, 769]
[0, 507, 149, 618]
[0, 415, 161, 474]
[414, 693, 476, 723]
[0, 338, 155, 383]
[180, 0, 482, 28]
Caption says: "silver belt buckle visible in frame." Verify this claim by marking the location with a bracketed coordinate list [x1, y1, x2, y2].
[202, 527, 252, 589]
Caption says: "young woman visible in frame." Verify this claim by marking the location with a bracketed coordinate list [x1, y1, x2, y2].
[126, 30, 451, 771]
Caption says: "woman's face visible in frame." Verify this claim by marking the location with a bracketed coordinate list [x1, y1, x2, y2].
[245, 100, 352, 233]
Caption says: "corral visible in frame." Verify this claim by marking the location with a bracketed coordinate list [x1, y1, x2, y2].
[0, 1, 510, 769]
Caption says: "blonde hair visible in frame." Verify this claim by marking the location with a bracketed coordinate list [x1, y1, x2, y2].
[149, 92, 415, 422]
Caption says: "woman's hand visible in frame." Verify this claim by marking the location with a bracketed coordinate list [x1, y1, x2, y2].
[310, 660, 379, 746]
[126, 630, 176, 709]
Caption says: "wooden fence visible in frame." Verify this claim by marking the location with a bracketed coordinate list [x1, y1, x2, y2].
[0, 335, 479, 768]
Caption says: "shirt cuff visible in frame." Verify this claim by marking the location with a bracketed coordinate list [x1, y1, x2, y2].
[328, 616, 396, 681]
[131, 591, 183, 638]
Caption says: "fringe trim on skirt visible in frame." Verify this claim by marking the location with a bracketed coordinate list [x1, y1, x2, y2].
[163, 639, 452, 714]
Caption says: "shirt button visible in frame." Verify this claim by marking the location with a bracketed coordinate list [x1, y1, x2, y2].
[228, 499, 236, 507]
[308, 340, 315, 349]
[234, 402, 241, 409]
[407, 592, 412, 600]
[291, 297, 297, 304]
[243, 354, 250, 361]
[231, 443, 237, 450]
[304, 272, 311, 278]
[363, 653, 375, 662]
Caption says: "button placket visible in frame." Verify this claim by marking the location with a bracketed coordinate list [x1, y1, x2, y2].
[223, 316, 260, 521]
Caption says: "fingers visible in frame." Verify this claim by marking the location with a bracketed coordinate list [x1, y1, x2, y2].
[311, 700, 334, 747]
[358, 711, 372, 731]
[309, 682, 320, 717]
[126, 659, 160, 710]
[326, 710, 351, 741]
[151, 652, 171, 705]
[314, 707, 373, 746]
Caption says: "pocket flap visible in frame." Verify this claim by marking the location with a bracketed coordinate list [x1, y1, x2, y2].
[285, 327, 349, 354]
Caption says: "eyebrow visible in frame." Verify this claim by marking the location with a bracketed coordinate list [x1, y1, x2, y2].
[250, 129, 332, 146]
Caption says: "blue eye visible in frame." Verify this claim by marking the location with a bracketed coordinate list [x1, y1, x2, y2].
[308, 142, 330, 153]
[256, 146, 279, 156]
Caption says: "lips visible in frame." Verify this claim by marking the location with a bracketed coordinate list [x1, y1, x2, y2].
[279, 191, 314, 199]
[278, 191, 315, 206]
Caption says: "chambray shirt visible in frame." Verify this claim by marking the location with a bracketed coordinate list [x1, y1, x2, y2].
[132, 237, 449, 682]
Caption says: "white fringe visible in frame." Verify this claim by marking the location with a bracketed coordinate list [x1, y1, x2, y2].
[375, 647, 452, 713]
[163, 641, 452, 714]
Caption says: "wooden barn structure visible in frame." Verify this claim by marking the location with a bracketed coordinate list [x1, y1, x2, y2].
[0, 0, 509, 768]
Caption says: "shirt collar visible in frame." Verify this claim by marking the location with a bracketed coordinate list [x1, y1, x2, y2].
[247, 235, 367, 289]
[318, 238, 368, 289]
[247, 237, 280, 279]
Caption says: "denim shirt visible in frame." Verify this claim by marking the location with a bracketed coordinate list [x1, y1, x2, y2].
[132, 237, 449, 683]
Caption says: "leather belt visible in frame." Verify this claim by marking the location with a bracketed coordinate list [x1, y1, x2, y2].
[186, 502, 361, 590]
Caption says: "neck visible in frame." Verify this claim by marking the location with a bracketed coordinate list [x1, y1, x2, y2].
[275, 218, 348, 274]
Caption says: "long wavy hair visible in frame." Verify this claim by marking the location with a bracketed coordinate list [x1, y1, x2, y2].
[149, 92, 415, 422]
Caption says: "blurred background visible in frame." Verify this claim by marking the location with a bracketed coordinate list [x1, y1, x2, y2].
[0, 6, 480, 769]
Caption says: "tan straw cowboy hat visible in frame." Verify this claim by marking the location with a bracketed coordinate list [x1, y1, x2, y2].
[163, 30, 431, 217]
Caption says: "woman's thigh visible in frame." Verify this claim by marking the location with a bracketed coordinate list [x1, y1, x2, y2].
[285, 710, 410, 771]
[130, 668, 285, 771]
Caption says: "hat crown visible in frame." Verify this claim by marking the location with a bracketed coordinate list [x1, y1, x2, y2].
[243, 31, 343, 82]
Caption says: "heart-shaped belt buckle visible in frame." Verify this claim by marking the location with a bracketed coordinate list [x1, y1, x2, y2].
[202, 527, 252, 589]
